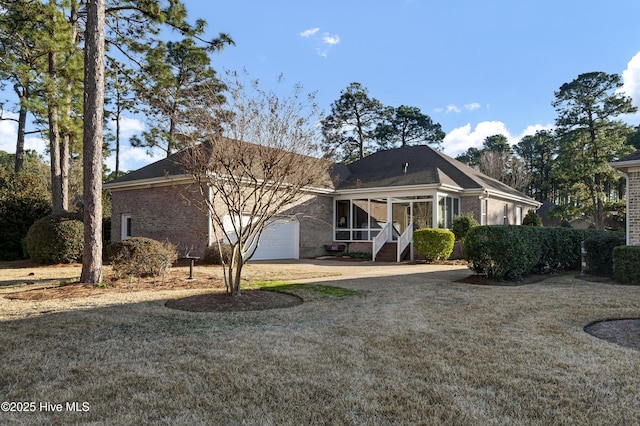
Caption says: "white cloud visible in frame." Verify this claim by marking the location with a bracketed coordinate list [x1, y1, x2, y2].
[0, 114, 48, 158]
[0, 116, 18, 153]
[300, 27, 340, 57]
[446, 104, 461, 113]
[112, 116, 145, 138]
[105, 145, 163, 173]
[464, 102, 481, 111]
[621, 51, 640, 117]
[514, 124, 554, 141]
[443, 121, 554, 157]
[443, 121, 511, 157]
[300, 27, 319, 38]
[322, 33, 340, 45]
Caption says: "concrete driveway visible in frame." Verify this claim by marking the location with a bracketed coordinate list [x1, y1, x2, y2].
[242, 259, 471, 289]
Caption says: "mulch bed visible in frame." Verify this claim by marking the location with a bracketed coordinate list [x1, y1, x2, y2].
[165, 290, 302, 312]
[456, 271, 577, 286]
[585, 319, 640, 351]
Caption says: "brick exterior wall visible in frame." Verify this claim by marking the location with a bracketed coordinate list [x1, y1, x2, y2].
[111, 182, 335, 259]
[111, 183, 210, 257]
[270, 193, 334, 258]
[461, 195, 534, 225]
[628, 171, 640, 245]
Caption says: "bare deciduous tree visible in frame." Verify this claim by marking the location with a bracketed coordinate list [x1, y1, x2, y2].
[184, 73, 332, 296]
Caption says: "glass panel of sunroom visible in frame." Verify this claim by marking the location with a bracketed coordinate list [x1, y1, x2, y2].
[336, 200, 350, 228]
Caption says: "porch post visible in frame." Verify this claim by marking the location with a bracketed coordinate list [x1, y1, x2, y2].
[386, 196, 392, 241]
[432, 193, 439, 228]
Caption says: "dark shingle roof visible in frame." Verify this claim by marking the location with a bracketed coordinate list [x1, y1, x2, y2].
[106, 151, 188, 186]
[614, 149, 640, 163]
[336, 145, 531, 199]
[106, 143, 536, 204]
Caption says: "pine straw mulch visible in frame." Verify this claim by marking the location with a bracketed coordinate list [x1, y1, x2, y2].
[3, 267, 303, 312]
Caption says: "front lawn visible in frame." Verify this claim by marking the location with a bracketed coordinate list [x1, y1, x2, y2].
[1, 263, 639, 424]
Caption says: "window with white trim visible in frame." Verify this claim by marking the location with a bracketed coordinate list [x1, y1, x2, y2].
[121, 214, 132, 240]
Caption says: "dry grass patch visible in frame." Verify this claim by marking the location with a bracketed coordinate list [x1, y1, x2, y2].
[1, 262, 640, 424]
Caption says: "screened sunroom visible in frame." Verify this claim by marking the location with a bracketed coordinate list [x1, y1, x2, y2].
[333, 192, 460, 243]
[331, 189, 461, 261]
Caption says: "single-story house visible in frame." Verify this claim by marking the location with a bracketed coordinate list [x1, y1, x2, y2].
[611, 150, 640, 245]
[105, 144, 541, 262]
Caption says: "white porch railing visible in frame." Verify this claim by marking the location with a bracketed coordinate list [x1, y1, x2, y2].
[397, 222, 414, 262]
[372, 222, 391, 262]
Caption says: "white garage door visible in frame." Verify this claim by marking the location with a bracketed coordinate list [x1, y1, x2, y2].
[251, 219, 299, 261]
[223, 215, 299, 261]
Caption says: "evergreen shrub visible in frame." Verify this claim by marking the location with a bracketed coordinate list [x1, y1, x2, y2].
[413, 228, 455, 262]
[612, 246, 640, 284]
[452, 213, 479, 241]
[108, 237, 178, 279]
[583, 234, 626, 276]
[25, 213, 84, 264]
[464, 226, 623, 280]
[522, 210, 543, 226]
[0, 172, 51, 260]
[464, 225, 544, 280]
[202, 243, 233, 264]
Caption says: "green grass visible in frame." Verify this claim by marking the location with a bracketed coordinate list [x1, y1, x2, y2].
[251, 280, 367, 298]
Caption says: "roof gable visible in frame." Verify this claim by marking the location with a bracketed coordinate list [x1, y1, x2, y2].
[336, 145, 530, 200]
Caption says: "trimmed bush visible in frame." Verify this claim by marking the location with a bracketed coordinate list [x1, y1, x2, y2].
[108, 237, 178, 279]
[584, 234, 626, 276]
[0, 171, 51, 260]
[522, 210, 543, 226]
[452, 213, 479, 241]
[202, 242, 233, 265]
[413, 228, 455, 262]
[25, 213, 84, 265]
[464, 225, 544, 280]
[464, 225, 624, 280]
[613, 246, 640, 284]
[536, 227, 584, 272]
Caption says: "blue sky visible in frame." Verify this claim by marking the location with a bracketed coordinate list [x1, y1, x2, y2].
[2, 0, 640, 172]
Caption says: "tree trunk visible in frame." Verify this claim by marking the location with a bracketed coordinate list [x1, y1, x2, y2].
[61, 134, 69, 210]
[14, 86, 27, 173]
[80, 0, 105, 284]
[48, 2, 64, 213]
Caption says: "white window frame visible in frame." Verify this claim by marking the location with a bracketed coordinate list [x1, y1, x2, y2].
[121, 214, 132, 240]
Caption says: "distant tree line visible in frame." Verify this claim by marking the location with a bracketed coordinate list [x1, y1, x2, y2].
[454, 72, 638, 230]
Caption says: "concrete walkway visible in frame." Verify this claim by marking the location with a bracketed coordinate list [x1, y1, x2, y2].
[243, 258, 471, 286]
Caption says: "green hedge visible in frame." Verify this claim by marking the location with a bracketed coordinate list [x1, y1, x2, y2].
[413, 228, 455, 262]
[464, 226, 543, 280]
[464, 225, 623, 280]
[452, 213, 479, 241]
[25, 213, 84, 265]
[0, 171, 51, 260]
[613, 246, 640, 284]
[584, 235, 626, 276]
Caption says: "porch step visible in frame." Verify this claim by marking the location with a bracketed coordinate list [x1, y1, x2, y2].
[375, 242, 399, 262]
[375, 242, 412, 262]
